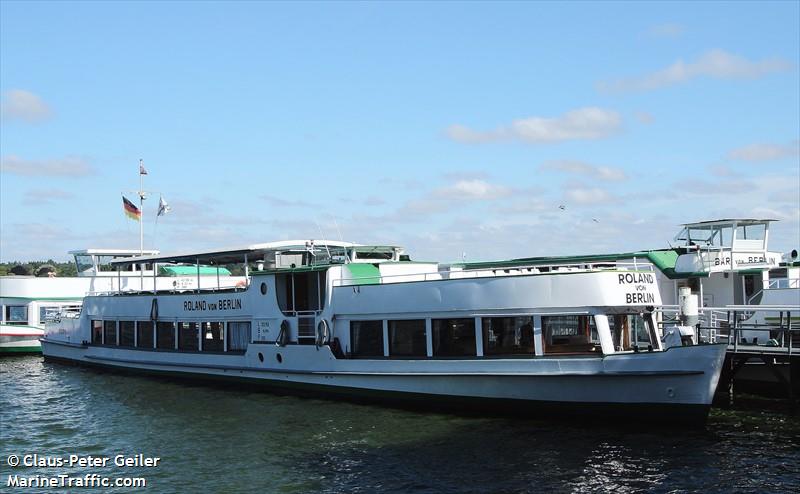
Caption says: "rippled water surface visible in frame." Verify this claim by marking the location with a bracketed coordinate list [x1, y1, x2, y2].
[2, 355, 799, 493]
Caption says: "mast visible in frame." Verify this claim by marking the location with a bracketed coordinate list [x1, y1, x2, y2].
[139, 159, 146, 255]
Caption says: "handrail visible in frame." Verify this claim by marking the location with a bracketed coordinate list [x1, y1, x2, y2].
[745, 279, 798, 305]
[332, 260, 655, 287]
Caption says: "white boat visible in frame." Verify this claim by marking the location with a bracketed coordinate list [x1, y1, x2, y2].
[1, 249, 242, 354]
[42, 240, 727, 425]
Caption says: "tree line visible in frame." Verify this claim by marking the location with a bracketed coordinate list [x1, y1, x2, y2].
[0, 260, 78, 277]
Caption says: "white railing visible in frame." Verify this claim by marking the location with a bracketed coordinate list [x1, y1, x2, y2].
[746, 278, 799, 305]
[87, 280, 249, 297]
[768, 278, 799, 289]
[333, 261, 654, 287]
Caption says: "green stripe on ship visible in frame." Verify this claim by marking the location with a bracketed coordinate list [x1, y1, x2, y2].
[0, 346, 42, 354]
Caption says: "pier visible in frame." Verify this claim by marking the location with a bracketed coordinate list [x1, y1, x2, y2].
[708, 308, 800, 409]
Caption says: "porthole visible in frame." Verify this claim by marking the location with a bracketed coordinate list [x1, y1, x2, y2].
[260, 282, 267, 295]
[258, 352, 264, 362]
[276, 353, 283, 363]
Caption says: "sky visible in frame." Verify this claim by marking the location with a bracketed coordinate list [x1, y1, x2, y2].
[1, 1, 798, 263]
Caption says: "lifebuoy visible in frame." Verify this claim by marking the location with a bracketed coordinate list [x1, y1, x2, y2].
[316, 319, 330, 347]
[276, 320, 290, 347]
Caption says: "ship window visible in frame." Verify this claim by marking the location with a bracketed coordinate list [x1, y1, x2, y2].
[75, 254, 94, 274]
[157, 321, 175, 349]
[202, 322, 224, 352]
[137, 321, 154, 349]
[228, 321, 250, 351]
[91, 320, 103, 344]
[104, 320, 117, 345]
[275, 271, 327, 314]
[482, 316, 535, 356]
[39, 306, 52, 324]
[541, 315, 600, 354]
[4, 305, 28, 325]
[388, 319, 426, 357]
[178, 322, 199, 351]
[609, 313, 656, 351]
[350, 320, 384, 357]
[432, 318, 476, 357]
[119, 321, 135, 347]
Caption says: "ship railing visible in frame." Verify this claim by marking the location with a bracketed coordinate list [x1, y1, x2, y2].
[333, 260, 654, 286]
[715, 307, 799, 355]
[745, 278, 798, 305]
[660, 305, 799, 352]
[86, 282, 249, 297]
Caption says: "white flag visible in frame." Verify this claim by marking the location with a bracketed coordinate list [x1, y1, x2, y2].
[157, 196, 171, 217]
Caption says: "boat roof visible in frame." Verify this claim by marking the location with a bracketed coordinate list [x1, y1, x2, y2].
[68, 249, 160, 256]
[680, 218, 777, 227]
[458, 249, 703, 279]
[108, 240, 384, 267]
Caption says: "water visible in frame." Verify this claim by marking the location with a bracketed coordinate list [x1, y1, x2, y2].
[2, 356, 799, 493]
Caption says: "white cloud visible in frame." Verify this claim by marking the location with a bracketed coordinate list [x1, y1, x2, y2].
[0, 155, 93, 177]
[648, 23, 685, 38]
[728, 140, 800, 162]
[1, 89, 53, 123]
[540, 160, 627, 182]
[598, 49, 792, 93]
[434, 179, 512, 200]
[446, 107, 622, 144]
[564, 186, 616, 205]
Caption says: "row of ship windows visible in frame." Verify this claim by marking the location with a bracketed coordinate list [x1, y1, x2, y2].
[345, 315, 649, 358]
[2, 305, 78, 325]
[91, 320, 251, 352]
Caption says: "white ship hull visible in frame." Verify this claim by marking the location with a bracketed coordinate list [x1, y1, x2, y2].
[41, 338, 726, 422]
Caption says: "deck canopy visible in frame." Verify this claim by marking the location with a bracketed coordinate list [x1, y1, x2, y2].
[678, 218, 777, 228]
[673, 218, 776, 252]
[69, 248, 160, 257]
[108, 240, 363, 268]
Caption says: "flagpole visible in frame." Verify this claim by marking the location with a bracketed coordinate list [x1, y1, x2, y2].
[139, 159, 144, 255]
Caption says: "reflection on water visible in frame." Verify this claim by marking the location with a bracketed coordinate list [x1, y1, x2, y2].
[1, 356, 799, 493]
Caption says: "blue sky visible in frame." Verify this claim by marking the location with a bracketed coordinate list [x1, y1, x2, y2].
[1, 1, 798, 263]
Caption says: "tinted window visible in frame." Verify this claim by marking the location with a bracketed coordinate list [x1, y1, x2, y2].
[157, 321, 175, 350]
[432, 318, 476, 357]
[92, 320, 103, 344]
[202, 322, 224, 352]
[388, 319, 426, 357]
[103, 320, 117, 345]
[119, 321, 135, 347]
[178, 322, 199, 351]
[137, 321, 154, 349]
[482, 316, 535, 356]
[350, 320, 384, 357]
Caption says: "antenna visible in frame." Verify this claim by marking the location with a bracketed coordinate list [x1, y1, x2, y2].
[331, 214, 344, 243]
[314, 219, 332, 259]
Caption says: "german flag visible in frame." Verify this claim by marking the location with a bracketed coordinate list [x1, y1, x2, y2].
[123, 196, 141, 221]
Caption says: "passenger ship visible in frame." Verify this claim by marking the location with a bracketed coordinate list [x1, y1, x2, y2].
[42, 240, 727, 424]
